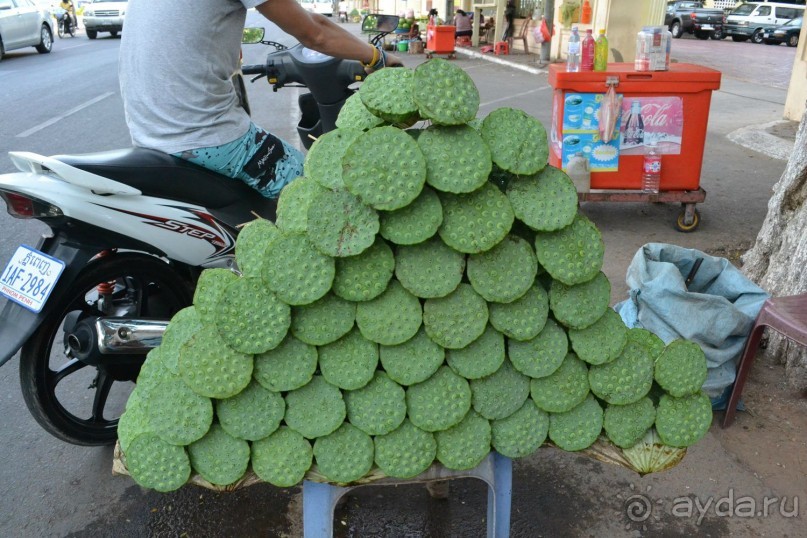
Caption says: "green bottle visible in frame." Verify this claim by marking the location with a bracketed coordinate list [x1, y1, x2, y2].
[594, 29, 608, 71]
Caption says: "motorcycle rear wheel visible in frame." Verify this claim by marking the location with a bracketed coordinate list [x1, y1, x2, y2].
[19, 253, 193, 446]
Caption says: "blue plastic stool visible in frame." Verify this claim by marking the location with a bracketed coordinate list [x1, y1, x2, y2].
[302, 452, 512, 537]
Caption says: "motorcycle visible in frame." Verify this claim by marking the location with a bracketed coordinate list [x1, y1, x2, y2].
[0, 15, 399, 446]
[55, 9, 75, 38]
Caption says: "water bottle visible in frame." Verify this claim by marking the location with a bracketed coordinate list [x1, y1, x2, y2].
[642, 143, 661, 194]
[581, 29, 595, 71]
[567, 26, 580, 72]
[594, 29, 608, 71]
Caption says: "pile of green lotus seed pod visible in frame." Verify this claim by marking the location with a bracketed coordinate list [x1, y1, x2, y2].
[118, 59, 712, 492]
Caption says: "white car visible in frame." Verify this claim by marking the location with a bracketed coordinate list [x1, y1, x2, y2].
[0, 0, 54, 60]
[82, 0, 126, 39]
[299, 0, 332, 17]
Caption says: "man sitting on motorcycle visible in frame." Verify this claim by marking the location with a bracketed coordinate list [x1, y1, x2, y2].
[119, 0, 402, 199]
[59, 0, 74, 34]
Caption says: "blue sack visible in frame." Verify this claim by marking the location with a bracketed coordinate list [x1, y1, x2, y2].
[615, 243, 769, 401]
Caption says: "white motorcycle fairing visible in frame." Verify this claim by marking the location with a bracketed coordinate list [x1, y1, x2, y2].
[3, 152, 239, 267]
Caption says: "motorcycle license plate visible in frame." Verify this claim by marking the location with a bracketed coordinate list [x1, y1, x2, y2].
[0, 245, 65, 313]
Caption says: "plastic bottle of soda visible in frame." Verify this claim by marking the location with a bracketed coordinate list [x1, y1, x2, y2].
[642, 143, 661, 193]
[594, 29, 608, 71]
[567, 27, 581, 72]
[581, 29, 595, 71]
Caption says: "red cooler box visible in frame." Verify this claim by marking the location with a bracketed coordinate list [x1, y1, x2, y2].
[426, 24, 455, 54]
[548, 63, 721, 191]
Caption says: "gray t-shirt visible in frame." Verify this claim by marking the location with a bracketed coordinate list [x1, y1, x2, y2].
[119, 0, 266, 154]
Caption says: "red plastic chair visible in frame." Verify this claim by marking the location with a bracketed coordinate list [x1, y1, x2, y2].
[722, 293, 807, 427]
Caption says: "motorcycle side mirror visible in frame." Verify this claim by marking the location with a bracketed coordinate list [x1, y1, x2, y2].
[242, 27, 265, 44]
[361, 14, 400, 33]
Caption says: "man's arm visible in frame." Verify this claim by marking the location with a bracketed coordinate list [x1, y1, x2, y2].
[255, 0, 401, 66]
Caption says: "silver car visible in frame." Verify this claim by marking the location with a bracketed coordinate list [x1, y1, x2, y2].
[0, 0, 54, 60]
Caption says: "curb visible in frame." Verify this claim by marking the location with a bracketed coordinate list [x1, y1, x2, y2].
[727, 120, 796, 161]
[454, 46, 547, 75]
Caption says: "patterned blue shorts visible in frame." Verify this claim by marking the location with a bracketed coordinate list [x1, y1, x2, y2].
[174, 123, 304, 199]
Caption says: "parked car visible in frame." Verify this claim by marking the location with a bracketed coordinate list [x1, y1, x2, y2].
[82, 0, 125, 39]
[762, 16, 802, 46]
[724, 2, 804, 44]
[665, 1, 725, 40]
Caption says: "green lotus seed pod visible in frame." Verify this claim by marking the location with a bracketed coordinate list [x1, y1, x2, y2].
[467, 235, 538, 303]
[304, 129, 363, 190]
[549, 271, 610, 330]
[284, 376, 346, 439]
[332, 237, 395, 302]
[276, 176, 326, 232]
[569, 309, 628, 366]
[481, 107, 548, 175]
[413, 59, 480, 125]
[125, 433, 190, 492]
[435, 410, 491, 471]
[379, 186, 443, 245]
[445, 324, 505, 380]
[359, 67, 419, 124]
[406, 366, 471, 432]
[395, 236, 465, 299]
[548, 394, 603, 452]
[491, 400, 549, 458]
[603, 397, 656, 449]
[342, 126, 427, 211]
[506, 166, 577, 232]
[655, 392, 712, 448]
[262, 232, 335, 306]
[188, 423, 250, 486]
[488, 284, 549, 341]
[588, 339, 654, 405]
[306, 187, 380, 257]
[529, 353, 589, 413]
[417, 125, 490, 193]
[336, 92, 386, 131]
[438, 183, 514, 254]
[355, 280, 422, 346]
[235, 219, 279, 278]
[251, 426, 313, 487]
[313, 423, 375, 484]
[534, 213, 604, 286]
[423, 283, 489, 349]
[374, 419, 437, 479]
[655, 340, 708, 397]
[379, 327, 445, 386]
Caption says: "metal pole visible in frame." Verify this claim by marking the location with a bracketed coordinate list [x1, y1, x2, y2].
[540, 0, 554, 65]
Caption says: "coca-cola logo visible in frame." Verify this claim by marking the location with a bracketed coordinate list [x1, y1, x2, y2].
[638, 100, 684, 131]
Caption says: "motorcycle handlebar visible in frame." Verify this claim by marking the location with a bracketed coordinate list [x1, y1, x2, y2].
[241, 64, 266, 75]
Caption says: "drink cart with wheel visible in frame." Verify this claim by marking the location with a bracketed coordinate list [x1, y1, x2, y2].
[548, 63, 722, 232]
[426, 24, 457, 59]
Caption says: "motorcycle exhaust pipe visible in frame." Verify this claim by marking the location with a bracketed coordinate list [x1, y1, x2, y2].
[67, 317, 168, 362]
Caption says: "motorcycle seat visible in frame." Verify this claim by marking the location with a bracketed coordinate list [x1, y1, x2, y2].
[53, 148, 276, 225]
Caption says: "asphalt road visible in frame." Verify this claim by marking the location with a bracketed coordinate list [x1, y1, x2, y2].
[0, 17, 799, 538]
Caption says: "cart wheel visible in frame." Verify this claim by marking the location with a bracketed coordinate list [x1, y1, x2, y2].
[426, 53, 433, 59]
[676, 209, 700, 233]
[448, 53, 456, 59]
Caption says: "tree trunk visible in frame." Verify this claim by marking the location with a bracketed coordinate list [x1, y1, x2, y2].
[742, 112, 807, 390]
